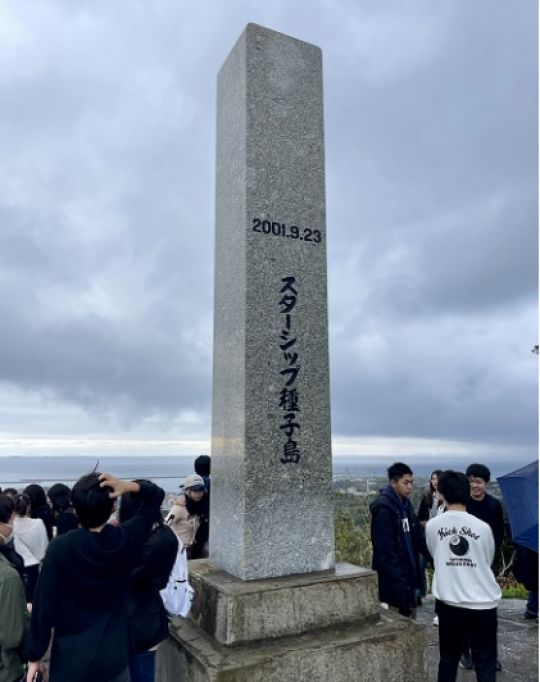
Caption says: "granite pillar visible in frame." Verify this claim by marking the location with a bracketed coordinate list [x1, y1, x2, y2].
[211, 22, 333, 580]
[156, 23, 428, 682]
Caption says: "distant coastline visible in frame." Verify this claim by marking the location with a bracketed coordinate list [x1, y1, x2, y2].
[0, 453, 531, 492]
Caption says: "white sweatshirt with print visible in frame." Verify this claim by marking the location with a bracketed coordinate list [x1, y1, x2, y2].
[426, 510, 501, 610]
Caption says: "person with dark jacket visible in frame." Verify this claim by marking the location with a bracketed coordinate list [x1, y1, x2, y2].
[370, 462, 427, 618]
[48, 483, 79, 536]
[22, 484, 55, 541]
[24, 473, 164, 682]
[460, 462, 505, 672]
[465, 464, 505, 555]
[119, 488, 178, 682]
[0, 494, 28, 682]
[193, 456, 211, 558]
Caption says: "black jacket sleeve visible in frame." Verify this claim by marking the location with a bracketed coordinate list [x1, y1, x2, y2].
[130, 524, 178, 593]
[417, 495, 431, 524]
[121, 481, 165, 551]
[492, 497, 505, 552]
[411, 511, 429, 559]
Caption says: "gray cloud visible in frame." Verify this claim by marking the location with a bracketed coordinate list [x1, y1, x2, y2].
[0, 0, 536, 453]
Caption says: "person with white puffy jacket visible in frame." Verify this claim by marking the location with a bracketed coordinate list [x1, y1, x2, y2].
[13, 493, 48, 603]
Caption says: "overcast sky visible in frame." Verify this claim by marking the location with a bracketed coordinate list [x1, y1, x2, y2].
[0, 0, 537, 465]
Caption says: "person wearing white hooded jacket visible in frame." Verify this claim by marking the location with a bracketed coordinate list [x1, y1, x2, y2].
[13, 493, 48, 603]
[426, 470, 501, 682]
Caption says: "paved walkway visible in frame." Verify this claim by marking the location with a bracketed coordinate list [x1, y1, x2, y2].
[417, 596, 538, 681]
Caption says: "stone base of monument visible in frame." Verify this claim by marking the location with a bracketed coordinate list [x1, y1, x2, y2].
[156, 560, 427, 682]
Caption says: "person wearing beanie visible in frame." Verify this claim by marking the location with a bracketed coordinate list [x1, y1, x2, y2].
[166, 474, 208, 560]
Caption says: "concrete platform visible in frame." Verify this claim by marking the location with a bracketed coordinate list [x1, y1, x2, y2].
[188, 559, 379, 644]
[156, 561, 427, 681]
[157, 609, 426, 682]
[418, 596, 538, 681]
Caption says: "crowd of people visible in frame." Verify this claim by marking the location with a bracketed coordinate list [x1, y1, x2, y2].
[0, 455, 211, 682]
[369, 461, 537, 682]
[0, 455, 536, 682]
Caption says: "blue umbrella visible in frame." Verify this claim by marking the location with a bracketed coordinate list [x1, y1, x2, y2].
[497, 460, 538, 553]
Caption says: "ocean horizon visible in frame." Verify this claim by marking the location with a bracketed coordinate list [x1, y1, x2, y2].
[0, 453, 531, 492]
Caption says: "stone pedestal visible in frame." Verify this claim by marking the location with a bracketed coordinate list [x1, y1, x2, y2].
[156, 561, 427, 682]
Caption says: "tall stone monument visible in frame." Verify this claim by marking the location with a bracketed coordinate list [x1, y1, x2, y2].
[157, 23, 427, 682]
[210, 18, 333, 581]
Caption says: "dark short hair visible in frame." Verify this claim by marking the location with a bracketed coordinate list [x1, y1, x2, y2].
[72, 473, 114, 529]
[2, 488, 18, 498]
[0, 495, 14, 524]
[387, 462, 413, 481]
[194, 455, 211, 478]
[48, 483, 73, 513]
[465, 463, 491, 483]
[14, 493, 31, 517]
[119, 484, 164, 525]
[438, 470, 470, 505]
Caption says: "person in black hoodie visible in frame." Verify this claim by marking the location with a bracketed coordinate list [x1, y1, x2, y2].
[369, 462, 427, 618]
[460, 462, 505, 672]
[465, 464, 504, 556]
[119, 488, 177, 682]
[24, 472, 163, 682]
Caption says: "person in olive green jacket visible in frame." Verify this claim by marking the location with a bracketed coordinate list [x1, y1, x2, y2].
[0, 494, 28, 682]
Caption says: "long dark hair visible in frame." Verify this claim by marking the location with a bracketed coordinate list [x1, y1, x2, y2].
[422, 469, 443, 505]
[48, 483, 73, 513]
[185, 490, 207, 518]
[23, 484, 48, 516]
[0, 494, 14, 524]
[119, 484, 164, 525]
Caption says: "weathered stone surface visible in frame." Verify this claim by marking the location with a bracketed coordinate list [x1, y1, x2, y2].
[188, 560, 379, 645]
[156, 609, 427, 682]
[211, 22, 334, 580]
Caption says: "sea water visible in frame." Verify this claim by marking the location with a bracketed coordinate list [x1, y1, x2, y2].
[0, 454, 525, 493]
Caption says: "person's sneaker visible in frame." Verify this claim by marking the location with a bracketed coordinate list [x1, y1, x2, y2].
[459, 653, 474, 670]
[524, 609, 538, 620]
[496, 659, 502, 672]
[432, 615, 439, 626]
